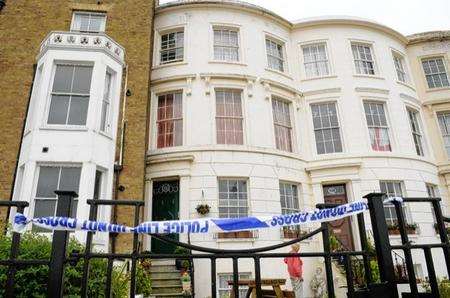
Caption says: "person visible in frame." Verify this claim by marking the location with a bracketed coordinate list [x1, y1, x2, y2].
[284, 243, 303, 297]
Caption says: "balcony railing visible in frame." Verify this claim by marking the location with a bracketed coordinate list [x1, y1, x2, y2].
[39, 31, 125, 62]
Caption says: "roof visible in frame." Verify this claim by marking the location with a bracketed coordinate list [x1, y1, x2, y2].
[407, 31, 450, 45]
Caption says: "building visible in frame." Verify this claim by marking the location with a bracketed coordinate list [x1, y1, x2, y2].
[147, 1, 450, 297]
[1, 0, 450, 297]
[0, 0, 155, 251]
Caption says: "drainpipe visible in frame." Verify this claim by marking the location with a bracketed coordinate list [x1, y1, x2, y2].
[111, 64, 129, 253]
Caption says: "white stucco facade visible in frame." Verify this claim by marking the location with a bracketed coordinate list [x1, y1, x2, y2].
[147, 1, 450, 297]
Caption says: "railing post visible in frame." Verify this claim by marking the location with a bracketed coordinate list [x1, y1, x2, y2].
[47, 190, 78, 298]
[432, 199, 450, 278]
[357, 212, 372, 285]
[392, 199, 418, 295]
[364, 193, 398, 298]
[320, 221, 335, 297]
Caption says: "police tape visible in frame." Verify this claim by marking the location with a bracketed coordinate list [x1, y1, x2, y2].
[13, 200, 369, 234]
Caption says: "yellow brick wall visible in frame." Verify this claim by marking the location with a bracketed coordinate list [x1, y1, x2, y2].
[0, 1, 154, 251]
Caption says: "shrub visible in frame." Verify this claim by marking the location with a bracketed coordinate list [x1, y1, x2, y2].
[0, 230, 151, 297]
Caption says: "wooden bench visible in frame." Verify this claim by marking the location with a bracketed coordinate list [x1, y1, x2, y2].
[228, 278, 291, 298]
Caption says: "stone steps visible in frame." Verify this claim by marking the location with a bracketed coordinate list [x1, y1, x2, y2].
[149, 260, 187, 298]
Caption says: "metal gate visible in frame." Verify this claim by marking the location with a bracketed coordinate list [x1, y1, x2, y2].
[1, 191, 449, 297]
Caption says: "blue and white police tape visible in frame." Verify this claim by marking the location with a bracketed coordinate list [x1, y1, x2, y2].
[13, 200, 369, 234]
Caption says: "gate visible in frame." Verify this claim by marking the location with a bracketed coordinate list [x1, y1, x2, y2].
[1, 191, 449, 297]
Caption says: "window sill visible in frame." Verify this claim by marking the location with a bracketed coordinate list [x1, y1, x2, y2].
[300, 75, 338, 82]
[353, 74, 385, 80]
[153, 61, 188, 70]
[208, 60, 247, 66]
[396, 80, 416, 91]
[98, 130, 113, 140]
[425, 86, 450, 93]
[264, 68, 293, 80]
[40, 125, 88, 132]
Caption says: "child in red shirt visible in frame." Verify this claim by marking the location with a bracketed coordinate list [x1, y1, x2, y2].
[284, 243, 303, 297]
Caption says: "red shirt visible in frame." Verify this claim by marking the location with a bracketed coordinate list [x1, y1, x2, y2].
[284, 253, 303, 278]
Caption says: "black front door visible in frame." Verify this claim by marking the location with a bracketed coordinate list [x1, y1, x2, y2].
[151, 180, 180, 254]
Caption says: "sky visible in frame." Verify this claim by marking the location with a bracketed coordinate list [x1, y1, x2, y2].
[159, 0, 450, 35]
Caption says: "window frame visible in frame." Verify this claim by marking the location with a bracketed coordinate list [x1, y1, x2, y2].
[100, 70, 114, 133]
[217, 272, 251, 298]
[310, 101, 343, 155]
[379, 180, 412, 226]
[271, 96, 293, 152]
[301, 42, 331, 79]
[421, 56, 450, 89]
[215, 88, 244, 145]
[406, 107, 425, 156]
[212, 26, 241, 63]
[159, 29, 185, 65]
[265, 36, 286, 73]
[279, 182, 303, 238]
[46, 63, 93, 127]
[351, 42, 377, 76]
[391, 50, 409, 84]
[70, 11, 107, 33]
[32, 164, 81, 231]
[217, 178, 249, 219]
[436, 110, 450, 158]
[155, 90, 183, 149]
[363, 100, 392, 152]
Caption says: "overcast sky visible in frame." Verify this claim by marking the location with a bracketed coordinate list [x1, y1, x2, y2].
[159, 0, 450, 35]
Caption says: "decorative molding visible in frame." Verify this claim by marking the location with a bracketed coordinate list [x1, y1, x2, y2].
[263, 82, 271, 100]
[39, 31, 125, 64]
[147, 154, 195, 165]
[422, 98, 450, 107]
[259, 78, 302, 97]
[247, 78, 255, 98]
[199, 73, 257, 81]
[355, 87, 390, 95]
[302, 88, 341, 97]
[203, 76, 211, 95]
[186, 77, 193, 96]
[399, 93, 421, 106]
[150, 74, 197, 85]
[305, 161, 362, 173]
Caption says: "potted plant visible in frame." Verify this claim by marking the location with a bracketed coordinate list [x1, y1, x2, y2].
[387, 223, 418, 235]
[180, 271, 192, 296]
[195, 203, 210, 215]
[174, 246, 191, 272]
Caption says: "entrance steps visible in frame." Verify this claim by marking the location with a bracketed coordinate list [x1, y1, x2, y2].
[149, 259, 189, 298]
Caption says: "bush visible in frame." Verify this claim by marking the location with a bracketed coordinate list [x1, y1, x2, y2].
[0, 230, 151, 298]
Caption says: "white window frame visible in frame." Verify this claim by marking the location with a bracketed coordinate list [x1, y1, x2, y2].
[155, 90, 183, 148]
[212, 26, 240, 63]
[217, 272, 251, 298]
[70, 11, 106, 33]
[363, 101, 392, 152]
[218, 178, 249, 219]
[436, 111, 450, 158]
[46, 63, 93, 127]
[159, 29, 185, 65]
[215, 89, 244, 145]
[406, 108, 424, 156]
[310, 101, 343, 154]
[100, 70, 113, 133]
[379, 180, 412, 226]
[279, 182, 302, 237]
[265, 36, 286, 73]
[301, 42, 330, 78]
[271, 96, 293, 152]
[421, 56, 450, 89]
[351, 42, 376, 75]
[392, 51, 409, 83]
[32, 164, 81, 231]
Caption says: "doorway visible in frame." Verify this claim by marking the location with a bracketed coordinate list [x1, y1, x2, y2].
[151, 180, 180, 253]
[323, 184, 354, 250]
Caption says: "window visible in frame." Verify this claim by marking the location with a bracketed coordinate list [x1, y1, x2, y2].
[266, 38, 284, 72]
[422, 57, 449, 89]
[216, 90, 243, 145]
[380, 181, 411, 226]
[311, 102, 342, 154]
[272, 98, 292, 152]
[71, 12, 106, 33]
[100, 72, 112, 132]
[363, 102, 391, 151]
[280, 182, 301, 238]
[426, 184, 439, 198]
[214, 28, 239, 62]
[218, 273, 251, 298]
[160, 31, 184, 64]
[48, 65, 93, 125]
[351, 43, 375, 75]
[302, 43, 330, 78]
[93, 170, 103, 200]
[407, 109, 424, 156]
[218, 179, 248, 218]
[393, 53, 408, 83]
[156, 92, 183, 148]
[33, 166, 80, 231]
[437, 112, 450, 157]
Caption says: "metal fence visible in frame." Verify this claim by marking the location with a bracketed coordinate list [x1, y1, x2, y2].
[1, 191, 449, 297]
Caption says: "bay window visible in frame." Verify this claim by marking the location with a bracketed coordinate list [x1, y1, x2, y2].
[100, 72, 112, 132]
[216, 90, 243, 145]
[352, 43, 375, 75]
[302, 43, 330, 78]
[156, 91, 183, 148]
[160, 30, 184, 64]
[266, 38, 285, 72]
[363, 102, 391, 151]
[407, 108, 424, 156]
[272, 98, 293, 152]
[213, 28, 239, 62]
[311, 102, 342, 154]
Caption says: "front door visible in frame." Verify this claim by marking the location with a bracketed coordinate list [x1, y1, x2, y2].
[151, 180, 180, 254]
[323, 184, 354, 250]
